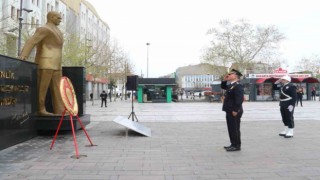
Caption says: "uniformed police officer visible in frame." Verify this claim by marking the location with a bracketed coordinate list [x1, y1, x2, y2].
[221, 69, 244, 151]
[275, 75, 297, 138]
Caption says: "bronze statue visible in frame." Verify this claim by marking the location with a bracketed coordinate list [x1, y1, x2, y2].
[18, 11, 64, 116]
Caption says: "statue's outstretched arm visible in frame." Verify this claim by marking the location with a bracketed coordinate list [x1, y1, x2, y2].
[18, 27, 48, 60]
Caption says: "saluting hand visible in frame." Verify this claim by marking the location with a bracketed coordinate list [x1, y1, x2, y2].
[232, 111, 238, 117]
[224, 74, 229, 81]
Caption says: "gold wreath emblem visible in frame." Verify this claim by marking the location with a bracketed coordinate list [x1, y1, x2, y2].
[60, 77, 78, 116]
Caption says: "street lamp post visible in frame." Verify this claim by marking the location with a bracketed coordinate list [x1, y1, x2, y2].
[146, 42, 150, 78]
[18, 0, 33, 56]
[124, 61, 128, 100]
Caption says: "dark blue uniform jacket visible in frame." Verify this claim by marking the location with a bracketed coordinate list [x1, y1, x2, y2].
[221, 81, 244, 112]
[279, 83, 297, 107]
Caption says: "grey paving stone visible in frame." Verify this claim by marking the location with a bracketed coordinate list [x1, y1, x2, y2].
[1, 100, 320, 179]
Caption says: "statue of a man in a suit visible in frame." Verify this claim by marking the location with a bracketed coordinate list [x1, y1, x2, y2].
[18, 11, 64, 116]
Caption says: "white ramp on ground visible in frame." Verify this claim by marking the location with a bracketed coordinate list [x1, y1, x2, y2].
[113, 116, 151, 137]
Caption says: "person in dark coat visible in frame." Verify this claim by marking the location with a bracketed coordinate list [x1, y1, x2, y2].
[100, 90, 108, 107]
[109, 92, 112, 102]
[221, 69, 244, 152]
[275, 75, 297, 138]
[311, 86, 316, 100]
[296, 87, 303, 107]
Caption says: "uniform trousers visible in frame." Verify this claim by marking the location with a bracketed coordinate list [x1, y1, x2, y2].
[225, 109, 243, 148]
[280, 106, 295, 128]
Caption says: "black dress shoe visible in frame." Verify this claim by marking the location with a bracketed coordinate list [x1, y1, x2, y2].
[284, 135, 293, 138]
[224, 145, 232, 149]
[226, 146, 241, 151]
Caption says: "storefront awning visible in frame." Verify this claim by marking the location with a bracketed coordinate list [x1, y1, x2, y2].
[256, 77, 278, 83]
[289, 77, 314, 83]
[290, 77, 300, 83]
[256, 78, 266, 83]
[256, 77, 318, 83]
[300, 77, 319, 83]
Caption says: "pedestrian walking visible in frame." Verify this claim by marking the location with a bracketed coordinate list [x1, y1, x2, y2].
[275, 75, 297, 138]
[221, 69, 244, 152]
[90, 93, 93, 101]
[120, 93, 123, 101]
[114, 93, 118, 102]
[311, 86, 316, 100]
[100, 90, 107, 107]
[296, 87, 303, 107]
[109, 92, 112, 102]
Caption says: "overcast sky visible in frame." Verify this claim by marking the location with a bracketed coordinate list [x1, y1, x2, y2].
[86, 0, 320, 77]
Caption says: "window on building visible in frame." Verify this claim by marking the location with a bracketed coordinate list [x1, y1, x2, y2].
[47, 3, 50, 13]
[16, 9, 20, 21]
[55, 1, 59, 11]
[11, 6, 15, 20]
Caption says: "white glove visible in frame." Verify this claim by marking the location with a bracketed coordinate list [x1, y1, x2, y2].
[288, 105, 293, 112]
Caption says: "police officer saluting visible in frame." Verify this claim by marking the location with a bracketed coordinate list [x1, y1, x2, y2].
[221, 69, 244, 151]
[275, 75, 297, 138]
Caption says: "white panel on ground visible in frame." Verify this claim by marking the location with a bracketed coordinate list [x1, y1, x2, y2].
[113, 116, 151, 137]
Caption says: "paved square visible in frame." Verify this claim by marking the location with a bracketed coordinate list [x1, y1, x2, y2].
[1, 100, 320, 180]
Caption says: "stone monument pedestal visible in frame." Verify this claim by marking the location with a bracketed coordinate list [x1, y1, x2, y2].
[34, 114, 91, 131]
[0, 55, 37, 150]
[36, 67, 90, 131]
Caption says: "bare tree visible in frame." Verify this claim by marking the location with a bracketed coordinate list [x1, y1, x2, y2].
[294, 54, 320, 74]
[107, 40, 134, 93]
[83, 37, 134, 102]
[62, 34, 84, 66]
[202, 19, 285, 73]
[0, 32, 9, 55]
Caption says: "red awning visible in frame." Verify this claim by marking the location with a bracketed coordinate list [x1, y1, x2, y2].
[292, 77, 317, 83]
[290, 77, 300, 83]
[297, 78, 304, 82]
[86, 74, 94, 81]
[256, 77, 278, 83]
[256, 78, 267, 83]
[85, 74, 109, 83]
[301, 77, 319, 83]
[256, 77, 319, 83]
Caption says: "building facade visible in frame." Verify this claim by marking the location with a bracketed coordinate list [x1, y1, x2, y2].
[0, 0, 110, 100]
[181, 74, 220, 91]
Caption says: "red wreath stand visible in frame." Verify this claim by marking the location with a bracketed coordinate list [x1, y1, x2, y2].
[50, 76, 95, 159]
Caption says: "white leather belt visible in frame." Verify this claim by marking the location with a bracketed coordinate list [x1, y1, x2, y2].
[280, 88, 292, 101]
